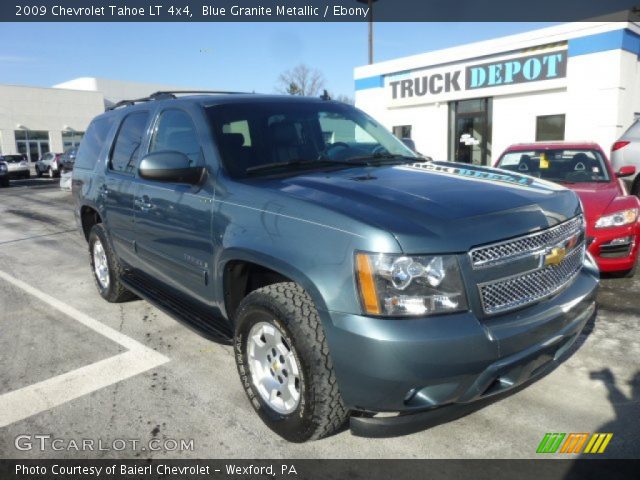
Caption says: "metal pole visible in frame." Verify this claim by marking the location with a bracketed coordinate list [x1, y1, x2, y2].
[368, 0, 373, 64]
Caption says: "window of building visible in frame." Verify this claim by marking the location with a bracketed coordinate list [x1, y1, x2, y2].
[62, 131, 84, 151]
[536, 114, 565, 141]
[15, 130, 50, 162]
[392, 125, 412, 139]
[109, 111, 149, 174]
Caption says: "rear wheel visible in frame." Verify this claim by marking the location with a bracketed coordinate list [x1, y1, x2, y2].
[0, 177, 8, 187]
[88, 224, 135, 303]
[36, 168, 43, 178]
[234, 282, 348, 442]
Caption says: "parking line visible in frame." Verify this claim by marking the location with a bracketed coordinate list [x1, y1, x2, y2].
[0, 270, 170, 428]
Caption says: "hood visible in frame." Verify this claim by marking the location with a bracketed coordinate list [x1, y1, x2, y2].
[561, 182, 619, 224]
[260, 162, 582, 253]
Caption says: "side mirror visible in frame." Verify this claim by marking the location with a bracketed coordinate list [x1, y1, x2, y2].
[139, 151, 204, 184]
[616, 165, 636, 178]
[401, 138, 417, 152]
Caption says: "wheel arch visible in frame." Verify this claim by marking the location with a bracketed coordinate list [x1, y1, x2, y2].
[218, 249, 329, 323]
[80, 205, 103, 241]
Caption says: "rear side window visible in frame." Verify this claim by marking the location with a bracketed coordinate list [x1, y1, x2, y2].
[110, 111, 149, 174]
[75, 116, 115, 170]
[626, 119, 640, 139]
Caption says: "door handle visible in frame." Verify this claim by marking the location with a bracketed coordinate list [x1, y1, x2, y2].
[98, 185, 109, 199]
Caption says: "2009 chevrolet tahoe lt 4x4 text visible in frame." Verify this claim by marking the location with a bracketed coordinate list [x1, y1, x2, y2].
[73, 92, 599, 442]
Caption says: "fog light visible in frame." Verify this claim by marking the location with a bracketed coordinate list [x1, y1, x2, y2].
[608, 236, 632, 246]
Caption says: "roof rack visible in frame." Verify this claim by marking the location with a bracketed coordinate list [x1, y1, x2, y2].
[106, 90, 251, 111]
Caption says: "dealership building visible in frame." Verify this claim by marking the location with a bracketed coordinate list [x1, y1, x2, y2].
[355, 21, 640, 165]
[0, 77, 191, 161]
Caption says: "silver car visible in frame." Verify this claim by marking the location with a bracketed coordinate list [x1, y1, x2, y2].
[611, 118, 640, 196]
[35, 152, 63, 178]
[0, 155, 30, 180]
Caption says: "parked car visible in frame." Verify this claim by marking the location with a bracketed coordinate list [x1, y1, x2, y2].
[0, 154, 30, 179]
[611, 118, 640, 197]
[496, 142, 640, 276]
[35, 152, 63, 178]
[0, 160, 9, 187]
[59, 148, 77, 173]
[73, 92, 598, 441]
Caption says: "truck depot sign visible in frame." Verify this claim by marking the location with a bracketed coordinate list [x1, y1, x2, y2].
[388, 50, 567, 103]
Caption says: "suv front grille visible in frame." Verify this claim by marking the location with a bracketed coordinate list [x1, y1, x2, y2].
[478, 243, 585, 315]
[470, 215, 584, 269]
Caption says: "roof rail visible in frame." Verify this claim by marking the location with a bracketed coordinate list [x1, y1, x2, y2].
[106, 90, 251, 111]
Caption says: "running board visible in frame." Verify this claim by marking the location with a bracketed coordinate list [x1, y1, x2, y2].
[121, 272, 233, 344]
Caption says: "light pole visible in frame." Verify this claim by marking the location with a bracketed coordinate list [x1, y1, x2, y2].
[356, 0, 378, 64]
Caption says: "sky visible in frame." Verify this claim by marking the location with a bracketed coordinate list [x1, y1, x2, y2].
[0, 22, 558, 98]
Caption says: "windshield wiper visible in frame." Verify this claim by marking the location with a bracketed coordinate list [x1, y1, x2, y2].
[245, 158, 362, 174]
[344, 153, 423, 165]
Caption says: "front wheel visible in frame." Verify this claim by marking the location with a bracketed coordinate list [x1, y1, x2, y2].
[234, 283, 348, 442]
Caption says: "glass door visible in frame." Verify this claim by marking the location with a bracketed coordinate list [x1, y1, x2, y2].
[449, 98, 492, 165]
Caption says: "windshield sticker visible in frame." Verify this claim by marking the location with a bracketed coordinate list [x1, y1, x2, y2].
[405, 162, 536, 188]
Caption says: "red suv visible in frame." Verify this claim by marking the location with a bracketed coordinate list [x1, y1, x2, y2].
[496, 142, 640, 276]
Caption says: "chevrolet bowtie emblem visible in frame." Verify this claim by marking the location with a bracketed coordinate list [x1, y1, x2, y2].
[545, 247, 567, 267]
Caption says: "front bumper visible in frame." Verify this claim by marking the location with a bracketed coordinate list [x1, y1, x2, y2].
[587, 223, 639, 272]
[321, 265, 598, 434]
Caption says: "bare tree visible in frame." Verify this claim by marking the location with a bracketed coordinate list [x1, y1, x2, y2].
[333, 94, 354, 105]
[276, 64, 326, 97]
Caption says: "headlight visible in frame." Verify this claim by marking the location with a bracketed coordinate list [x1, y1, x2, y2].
[355, 253, 468, 317]
[595, 208, 638, 229]
[0, 164, 6, 172]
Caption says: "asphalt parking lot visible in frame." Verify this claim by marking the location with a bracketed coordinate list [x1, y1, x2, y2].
[0, 177, 638, 460]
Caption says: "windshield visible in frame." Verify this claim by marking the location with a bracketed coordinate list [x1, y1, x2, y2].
[496, 149, 610, 183]
[206, 101, 417, 177]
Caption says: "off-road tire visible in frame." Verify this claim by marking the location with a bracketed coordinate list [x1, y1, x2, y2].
[88, 224, 135, 303]
[234, 282, 348, 442]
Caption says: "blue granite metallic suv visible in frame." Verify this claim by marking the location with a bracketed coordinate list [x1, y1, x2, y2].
[72, 92, 599, 441]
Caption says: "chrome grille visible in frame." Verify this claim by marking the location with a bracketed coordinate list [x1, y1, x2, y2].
[470, 215, 584, 269]
[478, 244, 585, 315]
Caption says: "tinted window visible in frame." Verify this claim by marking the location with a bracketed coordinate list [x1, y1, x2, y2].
[110, 112, 149, 174]
[76, 117, 114, 170]
[625, 119, 640, 139]
[149, 109, 202, 164]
